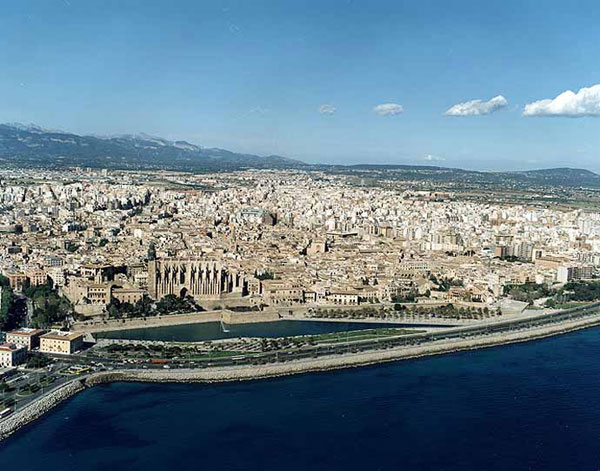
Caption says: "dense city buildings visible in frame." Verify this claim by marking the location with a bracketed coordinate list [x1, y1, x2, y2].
[1, 166, 599, 325]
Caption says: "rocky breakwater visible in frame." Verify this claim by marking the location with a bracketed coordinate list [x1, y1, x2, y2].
[0, 378, 86, 441]
[4, 310, 600, 441]
[0, 372, 133, 442]
[85, 310, 600, 385]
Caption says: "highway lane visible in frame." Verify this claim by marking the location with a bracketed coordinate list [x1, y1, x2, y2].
[21, 302, 600, 373]
[62, 301, 600, 370]
[1, 367, 76, 413]
[3, 302, 600, 421]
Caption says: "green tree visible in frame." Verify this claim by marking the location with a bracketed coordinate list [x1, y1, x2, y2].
[0, 284, 16, 330]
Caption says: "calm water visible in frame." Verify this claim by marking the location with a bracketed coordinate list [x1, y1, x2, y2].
[94, 320, 441, 342]
[4, 327, 600, 470]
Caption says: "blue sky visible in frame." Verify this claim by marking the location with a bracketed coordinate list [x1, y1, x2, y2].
[1, 0, 600, 170]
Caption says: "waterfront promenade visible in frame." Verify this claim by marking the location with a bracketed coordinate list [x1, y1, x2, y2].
[3, 302, 600, 441]
[71, 302, 525, 335]
[73, 311, 223, 333]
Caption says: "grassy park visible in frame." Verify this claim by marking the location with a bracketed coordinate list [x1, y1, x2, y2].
[306, 328, 424, 345]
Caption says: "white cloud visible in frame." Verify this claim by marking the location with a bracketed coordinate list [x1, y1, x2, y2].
[523, 84, 600, 117]
[373, 103, 403, 116]
[318, 104, 336, 115]
[445, 95, 507, 116]
[420, 154, 445, 162]
[248, 106, 269, 115]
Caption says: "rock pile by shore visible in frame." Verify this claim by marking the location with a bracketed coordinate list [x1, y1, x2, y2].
[0, 379, 86, 441]
[3, 311, 600, 442]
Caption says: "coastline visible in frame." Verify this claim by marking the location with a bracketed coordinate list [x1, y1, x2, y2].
[3, 311, 600, 442]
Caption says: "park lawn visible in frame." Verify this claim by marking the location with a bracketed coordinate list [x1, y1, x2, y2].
[555, 301, 592, 309]
[308, 328, 424, 345]
[40, 377, 56, 387]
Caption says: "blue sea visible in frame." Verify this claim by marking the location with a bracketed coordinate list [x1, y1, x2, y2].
[3, 327, 600, 470]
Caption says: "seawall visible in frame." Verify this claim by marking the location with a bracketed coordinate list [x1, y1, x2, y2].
[3, 311, 600, 441]
[73, 311, 223, 333]
[221, 309, 280, 324]
[0, 378, 86, 441]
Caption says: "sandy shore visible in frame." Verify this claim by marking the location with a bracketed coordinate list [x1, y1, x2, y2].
[3, 311, 600, 441]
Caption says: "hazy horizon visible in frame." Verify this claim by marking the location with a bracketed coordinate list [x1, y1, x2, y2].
[3, 120, 600, 174]
[2, 1, 599, 171]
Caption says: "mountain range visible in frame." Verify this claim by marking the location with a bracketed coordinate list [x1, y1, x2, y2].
[0, 123, 598, 188]
[0, 123, 302, 171]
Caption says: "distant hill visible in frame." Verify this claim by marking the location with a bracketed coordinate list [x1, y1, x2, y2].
[0, 123, 598, 188]
[0, 123, 304, 171]
[323, 164, 600, 188]
[512, 168, 600, 187]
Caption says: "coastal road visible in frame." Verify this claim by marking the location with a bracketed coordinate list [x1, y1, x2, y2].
[1, 366, 76, 413]
[3, 301, 600, 426]
[62, 300, 600, 370]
